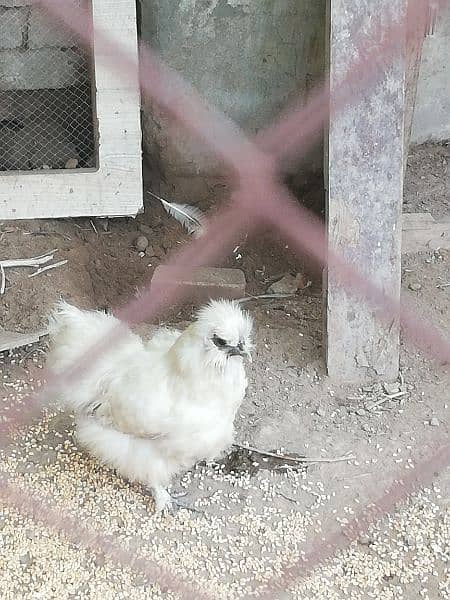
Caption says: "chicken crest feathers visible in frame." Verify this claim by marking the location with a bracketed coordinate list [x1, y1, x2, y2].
[195, 299, 253, 345]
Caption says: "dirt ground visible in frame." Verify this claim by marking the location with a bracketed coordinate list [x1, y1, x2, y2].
[0, 142, 449, 599]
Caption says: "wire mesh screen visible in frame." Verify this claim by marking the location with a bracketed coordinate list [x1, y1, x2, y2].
[0, 1, 96, 172]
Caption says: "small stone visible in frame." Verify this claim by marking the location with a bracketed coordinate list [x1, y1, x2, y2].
[383, 381, 400, 395]
[19, 552, 33, 567]
[268, 273, 306, 295]
[316, 406, 326, 417]
[356, 408, 366, 416]
[135, 235, 149, 252]
[65, 158, 79, 169]
[429, 418, 439, 427]
[408, 282, 422, 291]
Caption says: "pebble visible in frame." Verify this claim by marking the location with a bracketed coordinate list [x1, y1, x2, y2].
[19, 552, 33, 568]
[383, 381, 401, 395]
[429, 417, 439, 427]
[134, 235, 149, 252]
[408, 282, 422, 291]
[316, 406, 327, 417]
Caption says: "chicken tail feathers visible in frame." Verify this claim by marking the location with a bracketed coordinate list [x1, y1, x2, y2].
[46, 301, 119, 415]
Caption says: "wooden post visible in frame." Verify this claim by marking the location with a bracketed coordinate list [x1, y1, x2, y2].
[403, 0, 427, 176]
[325, 0, 407, 381]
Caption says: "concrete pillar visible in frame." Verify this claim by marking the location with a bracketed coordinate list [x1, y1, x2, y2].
[325, 0, 407, 381]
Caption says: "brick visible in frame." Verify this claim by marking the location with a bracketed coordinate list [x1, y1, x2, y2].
[28, 6, 80, 49]
[151, 266, 246, 303]
[0, 47, 86, 90]
[0, 7, 28, 50]
[0, 1, 33, 6]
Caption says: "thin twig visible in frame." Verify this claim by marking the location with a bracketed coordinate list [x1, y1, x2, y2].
[90, 219, 98, 234]
[367, 390, 407, 411]
[385, 390, 408, 399]
[19, 347, 46, 365]
[232, 444, 355, 464]
[0, 263, 5, 295]
[0, 250, 57, 269]
[236, 293, 296, 303]
[28, 260, 68, 278]
[437, 283, 450, 288]
[367, 397, 391, 411]
[277, 491, 300, 504]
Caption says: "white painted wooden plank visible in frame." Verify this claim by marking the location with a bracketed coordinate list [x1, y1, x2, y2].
[0, 0, 143, 220]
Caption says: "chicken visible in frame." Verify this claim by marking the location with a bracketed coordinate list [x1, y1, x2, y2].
[46, 299, 253, 512]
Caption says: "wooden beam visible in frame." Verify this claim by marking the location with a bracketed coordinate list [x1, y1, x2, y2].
[325, 0, 407, 381]
[402, 213, 450, 252]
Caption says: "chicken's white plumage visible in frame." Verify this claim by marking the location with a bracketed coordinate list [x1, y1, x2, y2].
[47, 299, 253, 511]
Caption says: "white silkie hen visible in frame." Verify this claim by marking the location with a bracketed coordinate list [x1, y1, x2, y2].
[47, 299, 253, 512]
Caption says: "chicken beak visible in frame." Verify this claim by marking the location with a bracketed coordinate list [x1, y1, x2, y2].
[227, 346, 252, 362]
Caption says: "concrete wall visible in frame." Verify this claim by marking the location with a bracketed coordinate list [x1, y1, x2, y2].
[0, 0, 86, 91]
[139, 0, 449, 199]
[139, 0, 326, 200]
[411, 6, 450, 143]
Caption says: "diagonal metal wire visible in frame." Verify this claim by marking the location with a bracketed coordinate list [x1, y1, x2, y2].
[0, 0, 448, 597]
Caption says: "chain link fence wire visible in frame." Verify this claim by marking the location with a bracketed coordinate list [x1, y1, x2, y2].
[0, 0, 449, 598]
[0, 0, 96, 172]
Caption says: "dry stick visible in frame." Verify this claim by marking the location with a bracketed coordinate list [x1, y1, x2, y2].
[0, 263, 5, 295]
[367, 391, 408, 411]
[0, 251, 57, 269]
[28, 260, 68, 278]
[236, 293, 296, 303]
[367, 397, 391, 411]
[233, 444, 355, 464]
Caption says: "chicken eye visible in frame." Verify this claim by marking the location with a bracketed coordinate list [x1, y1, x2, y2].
[212, 335, 227, 348]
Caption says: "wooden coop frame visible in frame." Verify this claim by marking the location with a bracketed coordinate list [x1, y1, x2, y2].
[0, 0, 143, 220]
